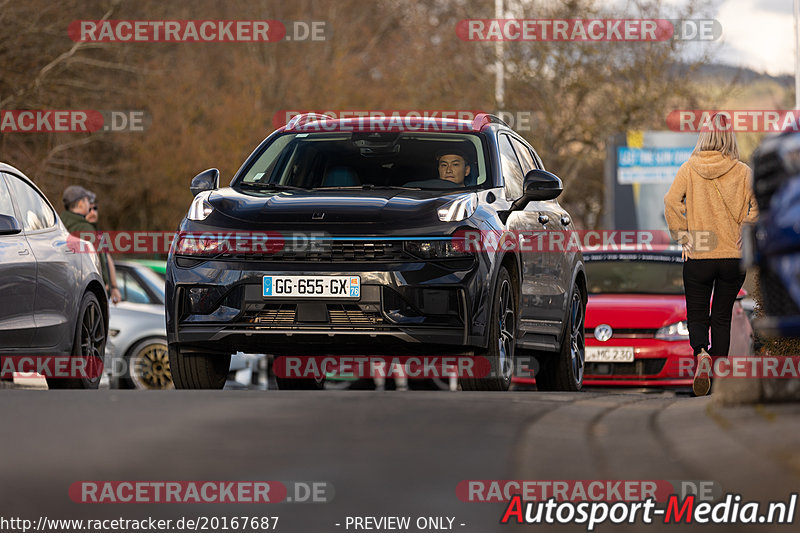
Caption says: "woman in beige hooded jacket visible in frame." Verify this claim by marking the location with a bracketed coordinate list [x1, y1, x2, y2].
[664, 113, 758, 396]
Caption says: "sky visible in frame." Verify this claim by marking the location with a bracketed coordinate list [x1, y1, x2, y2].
[678, 0, 796, 75]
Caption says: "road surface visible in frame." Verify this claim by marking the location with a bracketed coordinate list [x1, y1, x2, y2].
[1, 389, 798, 532]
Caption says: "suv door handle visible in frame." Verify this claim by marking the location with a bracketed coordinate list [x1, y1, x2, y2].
[18, 247, 30, 256]
[560, 215, 571, 226]
[538, 214, 549, 225]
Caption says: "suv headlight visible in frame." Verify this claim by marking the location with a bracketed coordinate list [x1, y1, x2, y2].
[655, 320, 689, 341]
[405, 239, 471, 259]
[174, 232, 224, 257]
[437, 193, 476, 222]
[187, 191, 214, 221]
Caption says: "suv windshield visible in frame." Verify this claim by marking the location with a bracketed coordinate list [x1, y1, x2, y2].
[236, 132, 489, 190]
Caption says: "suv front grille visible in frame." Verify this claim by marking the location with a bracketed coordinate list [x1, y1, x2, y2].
[244, 304, 384, 326]
[328, 304, 384, 325]
[221, 241, 410, 262]
[250, 304, 296, 325]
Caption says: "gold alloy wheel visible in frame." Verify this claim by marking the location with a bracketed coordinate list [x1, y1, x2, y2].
[130, 340, 173, 390]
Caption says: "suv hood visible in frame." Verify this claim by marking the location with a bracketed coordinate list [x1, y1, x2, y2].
[207, 187, 471, 227]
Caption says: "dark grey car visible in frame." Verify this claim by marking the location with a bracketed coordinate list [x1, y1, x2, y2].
[0, 162, 108, 389]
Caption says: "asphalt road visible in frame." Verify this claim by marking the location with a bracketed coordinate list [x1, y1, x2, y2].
[1, 389, 798, 533]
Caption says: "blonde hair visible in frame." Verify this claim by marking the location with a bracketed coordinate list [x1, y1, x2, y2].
[693, 112, 740, 160]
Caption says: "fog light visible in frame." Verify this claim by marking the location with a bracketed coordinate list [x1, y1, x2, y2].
[188, 287, 220, 314]
[405, 240, 471, 259]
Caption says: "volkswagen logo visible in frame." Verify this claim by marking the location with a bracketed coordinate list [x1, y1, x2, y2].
[594, 324, 613, 342]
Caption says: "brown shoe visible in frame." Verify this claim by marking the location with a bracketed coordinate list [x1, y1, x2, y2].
[693, 350, 712, 396]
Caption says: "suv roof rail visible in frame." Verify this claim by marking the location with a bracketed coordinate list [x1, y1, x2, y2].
[471, 113, 509, 131]
[285, 113, 336, 130]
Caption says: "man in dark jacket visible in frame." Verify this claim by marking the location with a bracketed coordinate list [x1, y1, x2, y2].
[60, 185, 121, 304]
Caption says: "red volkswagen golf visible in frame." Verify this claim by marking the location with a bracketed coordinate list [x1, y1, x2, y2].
[580, 247, 753, 388]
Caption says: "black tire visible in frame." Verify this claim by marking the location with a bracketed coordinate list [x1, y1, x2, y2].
[47, 291, 106, 390]
[168, 344, 230, 389]
[461, 267, 516, 391]
[536, 284, 585, 391]
[119, 337, 172, 390]
[274, 356, 325, 390]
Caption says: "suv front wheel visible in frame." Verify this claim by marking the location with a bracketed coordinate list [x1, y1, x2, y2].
[536, 285, 585, 391]
[461, 267, 516, 391]
[169, 344, 230, 389]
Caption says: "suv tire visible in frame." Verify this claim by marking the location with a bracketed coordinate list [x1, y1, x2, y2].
[169, 344, 229, 389]
[536, 284, 585, 391]
[461, 267, 516, 391]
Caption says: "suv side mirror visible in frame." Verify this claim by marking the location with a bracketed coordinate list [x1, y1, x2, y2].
[0, 214, 22, 235]
[190, 168, 220, 196]
[511, 169, 563, 211]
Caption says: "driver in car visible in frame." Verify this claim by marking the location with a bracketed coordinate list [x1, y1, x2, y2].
[437, 150, 470, 186]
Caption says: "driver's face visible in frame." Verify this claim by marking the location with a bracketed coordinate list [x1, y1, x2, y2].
[438, 154, 470, 185]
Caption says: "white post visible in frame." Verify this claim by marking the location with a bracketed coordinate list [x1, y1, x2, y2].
[495, 0, 505, 109]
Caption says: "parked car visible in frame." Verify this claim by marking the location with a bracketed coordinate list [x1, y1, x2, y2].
[132, 258, 167, 276]
[579, 248, 752, 388]
[0, 162, 108, 389]
[108, 261, 170, 389]
[747, 125, 800, 337]
[166, 113, 586, 391]
[110, 260, 262, 389]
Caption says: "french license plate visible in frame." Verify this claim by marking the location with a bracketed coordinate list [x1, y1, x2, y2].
[585, 346, 635, 363]
[262, 275, 360, 298]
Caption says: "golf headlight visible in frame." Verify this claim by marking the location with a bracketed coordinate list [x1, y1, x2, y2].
[655, 320, 689, 341]
[405, 240, 471, 259]
[437, 194, 477, 222]
[187, 191, 214, 221]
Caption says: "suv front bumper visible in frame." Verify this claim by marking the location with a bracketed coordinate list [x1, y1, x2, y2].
[166, 257, 492, 356]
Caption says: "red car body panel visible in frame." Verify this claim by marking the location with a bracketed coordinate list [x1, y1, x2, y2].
[512, 291, 752, 388]
[583, 292, 752, 387]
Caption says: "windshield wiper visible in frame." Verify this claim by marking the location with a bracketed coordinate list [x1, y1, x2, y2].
[358, 184, 422, 191]
[312, 184, 423, 191]
[238, 182, 308, 191]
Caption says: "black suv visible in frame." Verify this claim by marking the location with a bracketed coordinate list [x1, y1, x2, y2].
[166, 113, 586, 391]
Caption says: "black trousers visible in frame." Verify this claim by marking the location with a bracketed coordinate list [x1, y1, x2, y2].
[683, 258, 746, 357]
